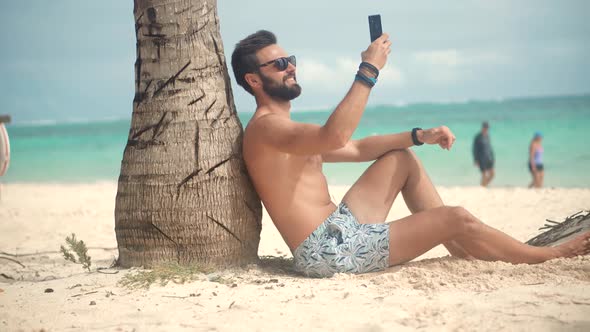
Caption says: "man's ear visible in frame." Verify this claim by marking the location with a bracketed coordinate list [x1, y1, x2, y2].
[244, 72, 260, 89]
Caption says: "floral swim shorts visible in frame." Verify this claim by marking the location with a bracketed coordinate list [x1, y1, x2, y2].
[293, 203, 390, 278]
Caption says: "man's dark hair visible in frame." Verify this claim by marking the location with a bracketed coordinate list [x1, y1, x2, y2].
[231, 30, 277, 95]
[482, 121, 489, 129]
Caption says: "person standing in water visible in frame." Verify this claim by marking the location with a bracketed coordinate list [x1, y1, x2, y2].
[472, 121, 495, 187]
[528, 132, 544, 188]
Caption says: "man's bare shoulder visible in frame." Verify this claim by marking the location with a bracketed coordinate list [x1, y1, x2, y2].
[244, 111, 293, 142]
[245, 110, 324, 156]
[248, 111, 291, 128]
[244, 112, 276, 148]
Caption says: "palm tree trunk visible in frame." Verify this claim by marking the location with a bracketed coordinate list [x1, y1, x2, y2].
[115, 0, 262, 268]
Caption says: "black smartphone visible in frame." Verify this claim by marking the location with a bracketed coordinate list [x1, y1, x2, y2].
[368, 14, 382, 42]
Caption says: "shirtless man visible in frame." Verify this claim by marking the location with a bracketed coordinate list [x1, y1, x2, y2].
[230, 30, 590, 278]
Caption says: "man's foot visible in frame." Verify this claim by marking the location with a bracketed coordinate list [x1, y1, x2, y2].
[553, 232, 590, 258]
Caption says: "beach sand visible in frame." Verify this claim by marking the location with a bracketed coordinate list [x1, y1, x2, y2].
[1, 183, 590, 331]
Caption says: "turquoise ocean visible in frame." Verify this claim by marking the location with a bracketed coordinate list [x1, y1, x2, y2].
[3, 94, 590, 187]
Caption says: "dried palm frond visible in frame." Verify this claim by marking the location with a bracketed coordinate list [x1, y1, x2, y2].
[526, 210, 590, 247]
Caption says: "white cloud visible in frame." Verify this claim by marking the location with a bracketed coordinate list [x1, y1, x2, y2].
[380, 64, 403, 84]
[414, 50, 462, 67]
[297, 56, 404, 91]
[411, 49, 510, 83]
[297, 59, 336, 84]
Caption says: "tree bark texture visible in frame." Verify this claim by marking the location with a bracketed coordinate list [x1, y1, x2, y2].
[115, 0, 262, 268]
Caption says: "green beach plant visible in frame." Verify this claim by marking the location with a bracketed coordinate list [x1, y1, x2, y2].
[118, 262, 216, 289]
[60, 233, 92, 272]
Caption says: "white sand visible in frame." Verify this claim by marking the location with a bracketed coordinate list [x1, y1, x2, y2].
[1, 183, 590, 331]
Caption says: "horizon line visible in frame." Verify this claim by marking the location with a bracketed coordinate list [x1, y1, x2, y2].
[6, 92, 589, 126]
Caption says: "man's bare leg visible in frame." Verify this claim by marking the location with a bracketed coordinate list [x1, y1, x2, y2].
[387, 206, 590, 265]
[342, 149, 472, 258]
[340, 149, 588, 263]
[481, 169, 494, 187]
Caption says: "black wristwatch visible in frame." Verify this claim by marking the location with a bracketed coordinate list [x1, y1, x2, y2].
[411, 127, 424, 146]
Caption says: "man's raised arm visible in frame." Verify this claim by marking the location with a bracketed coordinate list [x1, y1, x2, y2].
[250, 34, 392, 155]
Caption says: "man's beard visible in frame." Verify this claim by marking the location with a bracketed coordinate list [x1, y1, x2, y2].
[259, 72, 302, 101]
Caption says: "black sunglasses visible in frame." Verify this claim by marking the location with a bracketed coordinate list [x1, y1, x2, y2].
[258, 55, 296, 71]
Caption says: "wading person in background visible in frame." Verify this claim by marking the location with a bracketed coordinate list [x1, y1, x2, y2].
[472, 121, 495, 187]
[528, 132, 544, 188]
[231, 30, 590, 278]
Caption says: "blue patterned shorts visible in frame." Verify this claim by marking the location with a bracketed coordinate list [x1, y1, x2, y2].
[293, 203, 390, 278]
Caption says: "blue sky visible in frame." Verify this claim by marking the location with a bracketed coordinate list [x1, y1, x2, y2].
[1, 0, 589, 123]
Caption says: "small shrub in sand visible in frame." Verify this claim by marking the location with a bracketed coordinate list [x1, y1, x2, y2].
[119, 262, 215, 289]
[60, 233, 92, 272]
[118, 257, 295, 290]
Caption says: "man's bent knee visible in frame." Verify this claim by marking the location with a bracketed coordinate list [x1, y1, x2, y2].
[445, 206, 480, 236]
[379, 148, 417, 164]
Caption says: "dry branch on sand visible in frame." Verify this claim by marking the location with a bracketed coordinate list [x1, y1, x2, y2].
[526, 210, 590, 247]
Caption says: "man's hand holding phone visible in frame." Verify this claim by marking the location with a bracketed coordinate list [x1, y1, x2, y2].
[362, 15, 391, 70]
[362, 34, 391, 70]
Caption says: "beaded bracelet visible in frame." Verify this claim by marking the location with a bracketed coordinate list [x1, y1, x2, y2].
[359, 62, 379, 78]
[355, 71, 377, 87]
